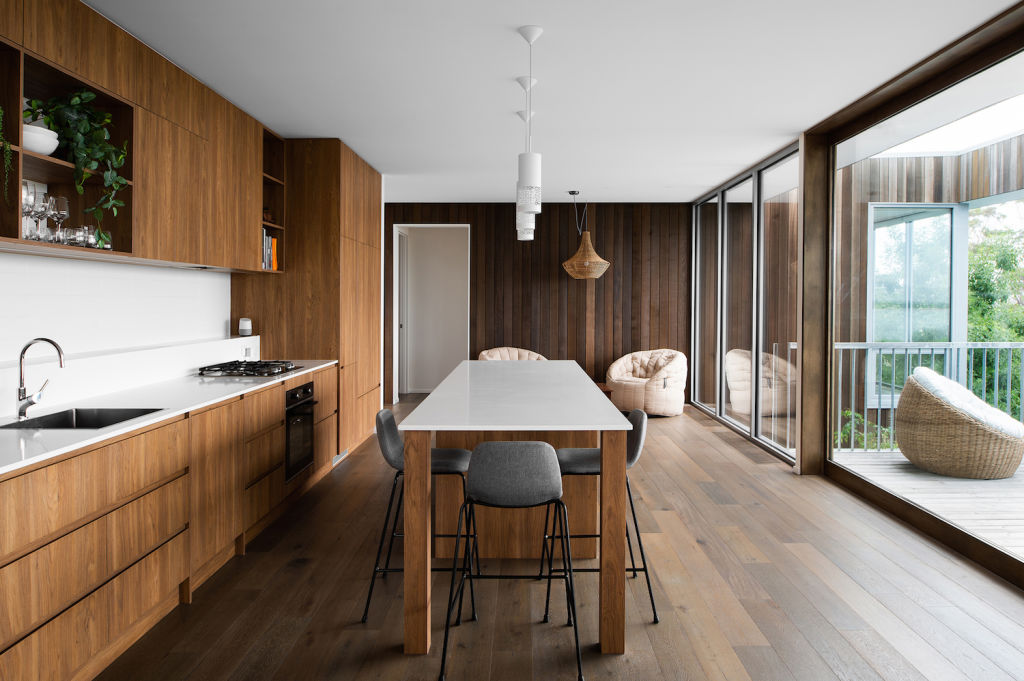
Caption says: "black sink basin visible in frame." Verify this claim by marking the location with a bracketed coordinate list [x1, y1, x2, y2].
[0, 408, 162, 430]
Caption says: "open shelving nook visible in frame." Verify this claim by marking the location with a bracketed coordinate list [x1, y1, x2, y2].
[261, 127, 284, 271]
[0, 41, 134, 255]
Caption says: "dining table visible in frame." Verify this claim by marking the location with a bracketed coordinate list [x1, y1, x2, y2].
[397, 359, 633, 655]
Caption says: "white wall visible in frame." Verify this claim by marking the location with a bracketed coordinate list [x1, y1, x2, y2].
[405, 227, 469, 392]
[0, 253, 243, 417]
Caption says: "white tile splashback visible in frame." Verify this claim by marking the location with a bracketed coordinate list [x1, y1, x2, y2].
[0, 251, 246, 418]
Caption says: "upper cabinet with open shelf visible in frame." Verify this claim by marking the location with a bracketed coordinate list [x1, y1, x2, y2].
[0, 0, 286, 273]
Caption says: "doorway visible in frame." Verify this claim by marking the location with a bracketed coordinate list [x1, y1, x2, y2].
[392, 224, 470, 401]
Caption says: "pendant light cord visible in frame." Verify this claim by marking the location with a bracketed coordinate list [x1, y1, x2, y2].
[528, 40, 533, 153]
[571, 192, 587, 236]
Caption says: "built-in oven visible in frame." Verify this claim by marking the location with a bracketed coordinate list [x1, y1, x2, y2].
[285, 381, 316, 481]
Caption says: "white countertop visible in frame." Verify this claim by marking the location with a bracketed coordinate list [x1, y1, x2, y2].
[0, 360, 337, 477]
[398, 360, 631, 432]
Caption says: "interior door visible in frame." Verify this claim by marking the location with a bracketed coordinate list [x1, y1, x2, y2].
[398, 231, 409, 395]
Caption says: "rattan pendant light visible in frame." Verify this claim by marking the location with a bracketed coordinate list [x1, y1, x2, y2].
[562, 190, 609, 279]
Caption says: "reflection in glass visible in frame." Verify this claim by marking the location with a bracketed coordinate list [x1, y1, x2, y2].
[759, 154, 799, 452]
[694, 198, 719, 409]
[722, 179, 754, 430]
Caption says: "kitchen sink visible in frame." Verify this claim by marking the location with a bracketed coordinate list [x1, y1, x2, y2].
[0, 408, 162, 430]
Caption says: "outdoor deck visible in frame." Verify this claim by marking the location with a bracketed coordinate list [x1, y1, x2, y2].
[833, 450, 1024, 561]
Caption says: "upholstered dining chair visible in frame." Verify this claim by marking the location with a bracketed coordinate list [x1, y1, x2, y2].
[360, 409, 479, 622]
[477, 347, 547, 360]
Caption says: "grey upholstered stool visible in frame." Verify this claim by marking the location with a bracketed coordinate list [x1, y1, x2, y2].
[360, 409, 477, 623]
[438, 441, 585, 681]
[538, 409, 659, 623]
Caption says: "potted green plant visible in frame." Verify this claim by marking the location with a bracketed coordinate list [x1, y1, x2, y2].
[0, 106, 12, 201]
[24, 90, 128, 236]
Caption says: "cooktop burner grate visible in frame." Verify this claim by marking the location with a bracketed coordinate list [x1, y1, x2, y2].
[198, 360, 299, 377]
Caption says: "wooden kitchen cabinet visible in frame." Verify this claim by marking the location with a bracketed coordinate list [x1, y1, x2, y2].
[133, 108, 206, 264]
[189, 398, 244, 578]
[0, 0, 21, 43]
[204, 89, 262, 271]
[242, 383, 285, 441]
[0, 418, 188, 564]
[23, 0, 136, 101]
[315, 412, 338, 470]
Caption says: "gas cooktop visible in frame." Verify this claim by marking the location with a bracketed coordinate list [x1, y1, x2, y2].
[198, 360, 301, 377]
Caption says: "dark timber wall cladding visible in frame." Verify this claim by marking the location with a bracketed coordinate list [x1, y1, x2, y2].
[383, 203, 692, 399]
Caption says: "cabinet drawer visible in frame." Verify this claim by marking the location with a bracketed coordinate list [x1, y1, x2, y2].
[0, 419, 188, 564]
[243, 384, 284, 441]
[0, 531, 188, 681]
[243, 425, 285, 487]
[314, 367, 338, 423]
[244, 466, 284, 530]
[315, 413, 338, 471]
[0, 476, 187, 650]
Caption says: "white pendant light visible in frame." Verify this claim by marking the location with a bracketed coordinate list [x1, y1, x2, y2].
[516, 210, 535, 241]
[515, 25, 542, 215]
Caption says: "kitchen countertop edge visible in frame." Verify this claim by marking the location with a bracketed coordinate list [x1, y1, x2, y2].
[0, 359, 338, 479]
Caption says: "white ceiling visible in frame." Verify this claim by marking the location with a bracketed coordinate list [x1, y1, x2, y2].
[86, 0, 1017, 203]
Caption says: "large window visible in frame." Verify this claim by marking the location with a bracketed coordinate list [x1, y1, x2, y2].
[759, 155, 800, 452]
[831, 50, 1024, 563]
[691, 148, 799, 459]
[693, 198, 719, 410]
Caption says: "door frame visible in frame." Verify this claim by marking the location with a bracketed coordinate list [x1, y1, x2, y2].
[391, 224, 471, 402]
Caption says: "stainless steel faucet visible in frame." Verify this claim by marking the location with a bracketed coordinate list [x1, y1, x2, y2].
[17, 338, 65, 420]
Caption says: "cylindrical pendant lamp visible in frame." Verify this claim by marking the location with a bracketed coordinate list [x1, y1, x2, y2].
[517, 152, 542, 214]
[516, 210, 535, 241]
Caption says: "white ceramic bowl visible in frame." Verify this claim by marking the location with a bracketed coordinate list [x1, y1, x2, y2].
[22, 124, 59, 156]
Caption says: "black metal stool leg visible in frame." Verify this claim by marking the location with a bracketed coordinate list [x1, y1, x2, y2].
[438, 502, 469, 681]
[543, 502, 558, 623]
[626, 522, 638, 578]
[558, 502, 585, 681]
[627, 477, 659, 624]
[361, 471, 401, 623]
[556, 507, 573, 627]
[382, 477, 404, 576]
[460, 474, 482, 577]
[537, 502, 551, 579]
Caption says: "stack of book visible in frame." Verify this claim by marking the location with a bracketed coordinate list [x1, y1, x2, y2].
[262, 227, 279, 270]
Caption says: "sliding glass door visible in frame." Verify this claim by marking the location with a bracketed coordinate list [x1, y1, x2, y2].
[691, 147, 799, 460]
[693, 198, 720, 410]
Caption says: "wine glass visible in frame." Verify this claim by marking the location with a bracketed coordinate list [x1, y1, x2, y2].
[31, 195, 53, 243]
[21, 182, 36, 240]
[49, 196, 70, 244]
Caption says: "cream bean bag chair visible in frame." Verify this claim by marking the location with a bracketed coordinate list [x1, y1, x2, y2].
[478, 347, 547, 361]
[606, 349, 687, 416]
[724, 349, 798, 416]
[895, 366, 1024, 479]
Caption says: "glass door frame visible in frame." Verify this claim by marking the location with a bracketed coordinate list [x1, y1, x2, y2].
[689, 143, 800, 461]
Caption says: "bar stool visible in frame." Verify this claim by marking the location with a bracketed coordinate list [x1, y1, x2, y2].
[438, 441, 585, 681]
[360, 409, 479, 623]
[538, 409, 659, 623]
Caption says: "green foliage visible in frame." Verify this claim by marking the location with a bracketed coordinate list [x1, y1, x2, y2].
[0, 107, 11, 201]
[23, 90, 128, 228]
[835, 409, 897, 450]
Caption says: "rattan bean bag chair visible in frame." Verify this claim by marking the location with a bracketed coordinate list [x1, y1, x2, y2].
[478, 347, 547, 361]
[606, 349, 687, 416]
[724, 349, 798, 416]
[895, 366, 1024, 479]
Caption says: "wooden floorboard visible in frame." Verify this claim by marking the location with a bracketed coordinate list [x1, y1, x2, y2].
[833, 451, 1024, 559]
[94, 404, 1024, 681]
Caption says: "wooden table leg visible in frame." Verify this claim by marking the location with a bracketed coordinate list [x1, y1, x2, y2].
[404, 430, 432, 654]
[600, 429, 627, 654]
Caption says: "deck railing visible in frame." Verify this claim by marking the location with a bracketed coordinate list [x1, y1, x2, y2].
[833, 342, 1024, 452]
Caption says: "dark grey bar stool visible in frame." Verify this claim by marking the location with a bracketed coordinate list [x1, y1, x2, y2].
[438, 441, 585, 681]
[360, 409, 479, 623]
[538, 409, 659, 623]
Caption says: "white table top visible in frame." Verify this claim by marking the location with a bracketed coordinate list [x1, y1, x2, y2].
[398, 360, 631, 432]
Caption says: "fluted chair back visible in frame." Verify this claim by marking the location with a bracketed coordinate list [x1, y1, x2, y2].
[375, 409, 405, 471]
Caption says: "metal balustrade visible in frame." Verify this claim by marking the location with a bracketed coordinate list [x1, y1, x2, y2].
[833, 342, 1024, 452]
